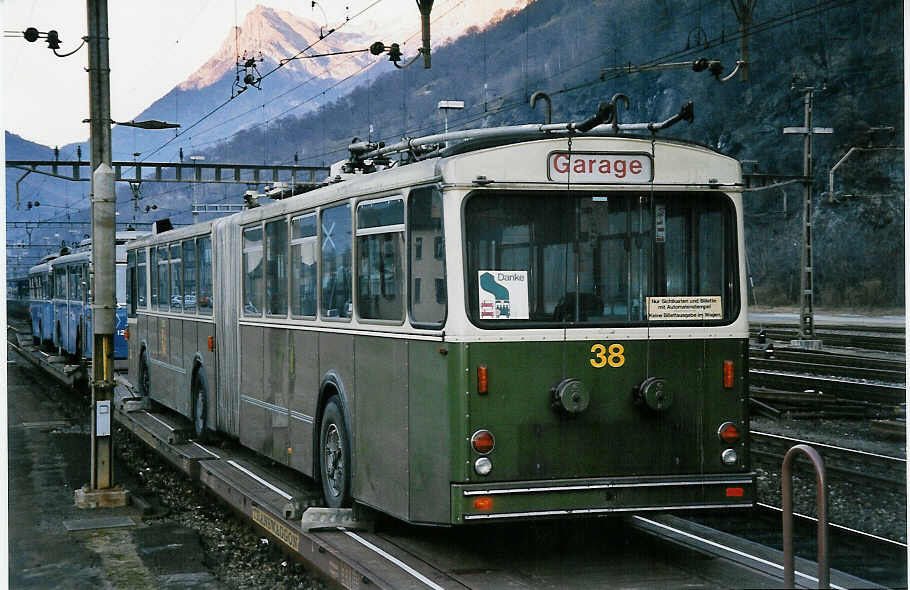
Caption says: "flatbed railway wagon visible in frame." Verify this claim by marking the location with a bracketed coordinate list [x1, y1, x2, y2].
[127, 102, 754, 525]
[8, 275, 30, 320]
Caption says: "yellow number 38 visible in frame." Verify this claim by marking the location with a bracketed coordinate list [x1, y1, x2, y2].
[589, 343, 625, 368]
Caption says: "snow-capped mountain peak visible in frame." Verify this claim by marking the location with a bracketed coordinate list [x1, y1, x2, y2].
[179, 5, 369, 91]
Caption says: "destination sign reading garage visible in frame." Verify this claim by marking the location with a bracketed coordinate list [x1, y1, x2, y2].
[547, 151, 653, 183]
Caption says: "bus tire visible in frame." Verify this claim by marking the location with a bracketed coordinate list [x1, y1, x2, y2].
[192, 368, 208, 440]
[319, 396, 351, 508]
[138, 348, 151, 398]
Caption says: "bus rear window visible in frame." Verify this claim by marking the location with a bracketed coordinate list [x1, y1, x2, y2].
[464, 190, 738, 327]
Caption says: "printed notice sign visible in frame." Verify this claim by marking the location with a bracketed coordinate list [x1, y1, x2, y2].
[478, 271, 529, 320]
[647, 296, 723, 321]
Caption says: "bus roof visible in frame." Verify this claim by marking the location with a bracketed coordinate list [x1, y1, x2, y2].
[128, 133, 741, 247]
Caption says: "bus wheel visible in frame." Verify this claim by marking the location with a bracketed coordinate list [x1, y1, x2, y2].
[193, 369, 208, 440]
[138, 349, 151, 398]
[319, 397, 351, 508]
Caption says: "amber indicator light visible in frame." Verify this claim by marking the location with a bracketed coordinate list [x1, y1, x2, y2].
[123, 328, 129, 341]
[208, 336, 215, 352]
[722, 360, 735, 388]
[726, 487, 744, 497]
[473, 496, 494, 511]
[477, 365, 488, 395]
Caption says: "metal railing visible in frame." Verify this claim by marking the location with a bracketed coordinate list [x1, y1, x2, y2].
[782, 444, 829, 588]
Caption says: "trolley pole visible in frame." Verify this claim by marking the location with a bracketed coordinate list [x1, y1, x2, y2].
[76, 0, 128, 508]
[783, 86, 832, 349]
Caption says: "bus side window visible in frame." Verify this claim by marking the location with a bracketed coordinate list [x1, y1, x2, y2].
[182, 239, 197, 313]
[69, 265, 80, 301]
[408, 186, 446, 328]
[169, 243, 182, 312]
[150, 247, 159, 308]
[290, 214, 317, 317]
[320, 203, 352, 319]
[242, 226, 264, 316]
[127, 250, 136, 317]
[157, 245, 169, 312]
[356, 197, 404, 322]
[55, 267, 66, 301]
[137, 249, 147, 308]
[265, 219, 288, 317]
[198, 236, 213, 315]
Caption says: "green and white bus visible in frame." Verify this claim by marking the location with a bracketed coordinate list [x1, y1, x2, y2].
[127, 107, 753, 525]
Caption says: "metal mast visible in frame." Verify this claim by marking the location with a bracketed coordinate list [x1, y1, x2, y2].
[783, 86, 831, 347]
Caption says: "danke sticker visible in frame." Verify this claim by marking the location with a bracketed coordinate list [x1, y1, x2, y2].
[478, 271, 529, 320]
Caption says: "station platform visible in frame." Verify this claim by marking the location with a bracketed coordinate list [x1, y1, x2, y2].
[6, 346, 221, 588]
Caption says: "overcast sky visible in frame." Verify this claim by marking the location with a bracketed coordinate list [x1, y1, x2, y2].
[2, 0, 523, 147]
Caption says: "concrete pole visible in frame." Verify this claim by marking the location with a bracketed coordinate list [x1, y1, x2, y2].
[83, 0, 122, 503]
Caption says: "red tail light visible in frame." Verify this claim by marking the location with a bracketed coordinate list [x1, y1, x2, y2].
[726, 487, 744, 497]
[123, 328, 129, 341]
[718, 422, 741, 444]
[473, 496, 493, 511]
[477, 365, 488, 395]
[722, 360, 735, 388]
[208, 336, 215, 352]
[471, 430, 495, 454]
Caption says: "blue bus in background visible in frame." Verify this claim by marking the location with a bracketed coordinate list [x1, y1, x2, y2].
[41, 233, 139, 360]
[28, 254, 58, 347]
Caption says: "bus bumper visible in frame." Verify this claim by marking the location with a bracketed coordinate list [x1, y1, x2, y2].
[452, 473, 754, 523]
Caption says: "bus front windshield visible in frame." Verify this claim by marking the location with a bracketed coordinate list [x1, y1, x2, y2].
[464, 190, 738, 327]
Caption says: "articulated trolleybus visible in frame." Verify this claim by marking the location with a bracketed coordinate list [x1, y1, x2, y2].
[127, 100, 753, 525]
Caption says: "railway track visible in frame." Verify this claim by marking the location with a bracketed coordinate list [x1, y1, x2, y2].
[686, 505, 908, 589]
[749, 323, 905, 353]
[750, 430, 906, 491]
[747, 340, 907, 408]
[749, 354, 905, 383]
[749, 369, 905, 406]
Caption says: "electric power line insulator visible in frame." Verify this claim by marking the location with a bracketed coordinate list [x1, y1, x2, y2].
[46, 30, 60, 50]
[23, 27, 39, 42]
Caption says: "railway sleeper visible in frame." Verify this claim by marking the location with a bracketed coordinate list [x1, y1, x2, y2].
[751, 450, 906, 489]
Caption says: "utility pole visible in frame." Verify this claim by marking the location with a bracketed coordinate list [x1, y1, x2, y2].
[730, 0, 756, 82]
[76, 0, 127, 508]
[783, 85, 832, 348]
[190, 154, 205, 223]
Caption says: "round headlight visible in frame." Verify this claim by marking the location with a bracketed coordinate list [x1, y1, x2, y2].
[474, 457, 492, 476]
[721, 448, 738, 465]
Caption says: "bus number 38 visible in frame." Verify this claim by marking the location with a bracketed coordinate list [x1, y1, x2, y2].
[589, 343, 625, 368]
